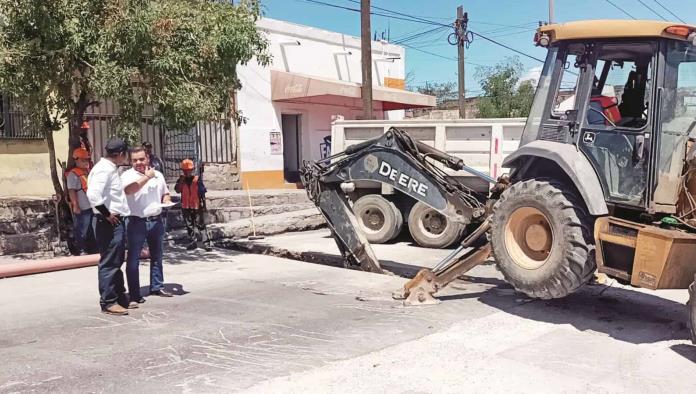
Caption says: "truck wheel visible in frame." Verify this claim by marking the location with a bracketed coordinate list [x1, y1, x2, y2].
[490, 179, 596, 299]
[353, 195, 403, 244]
[689, 274, 696, 344]
[408, 201, 464, 248]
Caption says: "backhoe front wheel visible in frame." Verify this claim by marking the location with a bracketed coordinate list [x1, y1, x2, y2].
[490, 179, 596, 299]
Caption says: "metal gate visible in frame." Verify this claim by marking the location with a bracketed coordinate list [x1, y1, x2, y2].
[85, 99, 234, 180]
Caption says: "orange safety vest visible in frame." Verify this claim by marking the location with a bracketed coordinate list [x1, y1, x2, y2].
[67, 167, 89, 192]
[181, 176, 200, 209]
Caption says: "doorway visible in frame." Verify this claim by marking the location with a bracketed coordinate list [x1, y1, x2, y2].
[281, 114, 301, 183]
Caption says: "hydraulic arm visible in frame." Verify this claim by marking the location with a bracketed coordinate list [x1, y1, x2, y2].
[301, 127, 504, 302]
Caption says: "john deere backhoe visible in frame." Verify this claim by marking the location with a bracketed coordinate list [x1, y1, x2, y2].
[300, 20, 696, 342]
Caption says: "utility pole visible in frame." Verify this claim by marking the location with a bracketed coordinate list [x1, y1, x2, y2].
[361, 0, 374, 120]
[549, 0, 555, 23]
[457, 6, 468, 118]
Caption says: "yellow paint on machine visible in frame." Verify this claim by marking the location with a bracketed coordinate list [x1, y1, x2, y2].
[240, 170, 302, 190]
[0, 127, 69, 197]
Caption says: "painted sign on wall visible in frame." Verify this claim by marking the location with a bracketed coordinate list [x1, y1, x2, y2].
[270, 131, 282, 154]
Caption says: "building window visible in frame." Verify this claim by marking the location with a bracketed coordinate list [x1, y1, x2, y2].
[0, 96, 44, 140]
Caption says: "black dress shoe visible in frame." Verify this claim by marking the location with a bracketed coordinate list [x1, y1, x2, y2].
[134, 298, 146, 304]
[151, 289, 173, 297]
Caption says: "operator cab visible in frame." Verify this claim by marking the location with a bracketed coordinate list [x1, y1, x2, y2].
[521, 20, 696, 215]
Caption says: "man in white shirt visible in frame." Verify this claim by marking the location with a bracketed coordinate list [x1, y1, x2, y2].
[122, 147, 173, 303]
[86, 138, 132, 316]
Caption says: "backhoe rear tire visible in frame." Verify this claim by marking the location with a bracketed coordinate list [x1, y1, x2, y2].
[353, 195, 403, 244]
[490, 179, 596, 299]
[408, 201, 465, 248]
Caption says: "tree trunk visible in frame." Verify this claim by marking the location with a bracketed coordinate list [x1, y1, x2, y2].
[46, 129, 64, 198]
[67, 92, 93, 169]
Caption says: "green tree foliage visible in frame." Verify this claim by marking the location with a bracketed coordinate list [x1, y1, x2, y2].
[0, 0, 269, 195]
[476, 57, 535, 118]
[417, 81, 457, 109]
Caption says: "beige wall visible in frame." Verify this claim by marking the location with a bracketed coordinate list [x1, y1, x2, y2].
[0, 126, 69, 198]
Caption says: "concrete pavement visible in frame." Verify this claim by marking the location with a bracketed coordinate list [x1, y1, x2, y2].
[1, 241, 696, 393]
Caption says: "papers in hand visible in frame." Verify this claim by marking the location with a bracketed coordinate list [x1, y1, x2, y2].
[160, 202, 178, 208]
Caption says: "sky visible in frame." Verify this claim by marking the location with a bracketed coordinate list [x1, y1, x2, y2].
[259, 0, 696, 96]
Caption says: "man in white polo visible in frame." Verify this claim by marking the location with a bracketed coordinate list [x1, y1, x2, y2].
[87, 137, 131, 315]
[122, 147, 172, 303]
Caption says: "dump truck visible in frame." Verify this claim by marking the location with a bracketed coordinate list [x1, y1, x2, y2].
[329, 118, 524, 248]
[301, 20, 696, 342]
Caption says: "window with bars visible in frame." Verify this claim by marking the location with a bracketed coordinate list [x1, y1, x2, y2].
[0, 96, 44, 140]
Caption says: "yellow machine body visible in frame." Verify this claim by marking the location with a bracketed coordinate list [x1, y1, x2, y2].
[595, 217, 696, 290]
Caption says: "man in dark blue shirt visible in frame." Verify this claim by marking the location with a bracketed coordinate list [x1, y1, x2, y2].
[142, 141, 165, 174]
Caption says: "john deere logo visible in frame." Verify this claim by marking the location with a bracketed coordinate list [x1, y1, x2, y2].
[583, 132, 596, 144]
[364, 154, 379, 173]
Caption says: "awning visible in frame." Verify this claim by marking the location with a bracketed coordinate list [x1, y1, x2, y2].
[271, 70, 435, 110]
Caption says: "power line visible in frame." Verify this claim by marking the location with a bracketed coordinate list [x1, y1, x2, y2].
[637, 0, 667, 20]
[398, 27, 451, 47]
[652, 0, 686, 23]
[391, 25, 441, 41]
[301, 0, 546, 65]
[489, 28, 538, 39]
[479, 22, 539, 35]
[393, 26, 448, 45]
[298, 0, 448, 26]
[344, 0, 452, 28]
[605, 0, 637, 19]
[400, 43, 487, 68]
[346, 0, 538, 31]
[345, 0, 546, 63]
[471, 32, 545, 63]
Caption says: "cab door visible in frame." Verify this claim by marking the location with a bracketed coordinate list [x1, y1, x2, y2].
[577, 41, 658, 208]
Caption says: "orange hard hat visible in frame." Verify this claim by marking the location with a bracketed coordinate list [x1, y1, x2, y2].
[180, 159, 194, 170]
[72, 147, 90, 160]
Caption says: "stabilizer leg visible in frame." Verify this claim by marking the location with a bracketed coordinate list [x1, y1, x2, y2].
[394, 220, 491, 306]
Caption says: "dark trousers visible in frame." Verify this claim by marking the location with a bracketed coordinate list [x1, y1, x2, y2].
[183, 208, 210, 247]
[73, 209, 93, 254]
[126, 216, 165, 301]
[94, 216, 127, 309]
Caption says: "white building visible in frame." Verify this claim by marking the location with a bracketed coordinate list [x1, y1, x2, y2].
[237, 18, 435, 189]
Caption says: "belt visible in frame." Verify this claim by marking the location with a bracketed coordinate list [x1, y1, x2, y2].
[128, 214, 161, 222]
[97, 214, 122, 220]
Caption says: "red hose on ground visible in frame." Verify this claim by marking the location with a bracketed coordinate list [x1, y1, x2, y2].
[0, 254, 100, 279]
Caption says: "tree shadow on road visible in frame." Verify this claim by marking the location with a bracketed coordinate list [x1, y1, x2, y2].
[159, 245, 241, 265]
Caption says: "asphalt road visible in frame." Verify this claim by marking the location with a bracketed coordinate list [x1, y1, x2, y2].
[1, 241, 696, 393]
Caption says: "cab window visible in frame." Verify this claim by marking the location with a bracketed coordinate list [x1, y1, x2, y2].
[551, 43, 585, 118]
[587, 43, 654, 129]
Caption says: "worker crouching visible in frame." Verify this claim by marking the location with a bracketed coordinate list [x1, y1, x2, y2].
[175, 159, 212, 251]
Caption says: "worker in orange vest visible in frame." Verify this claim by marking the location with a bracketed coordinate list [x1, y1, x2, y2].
[175, 159, 212, 251]
[66, 147, 93, 255]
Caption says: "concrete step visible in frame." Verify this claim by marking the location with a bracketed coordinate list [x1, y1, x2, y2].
[170, 189, 311, 209]
[165, 202, 316, 229]
[166, 208, 325, 243]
